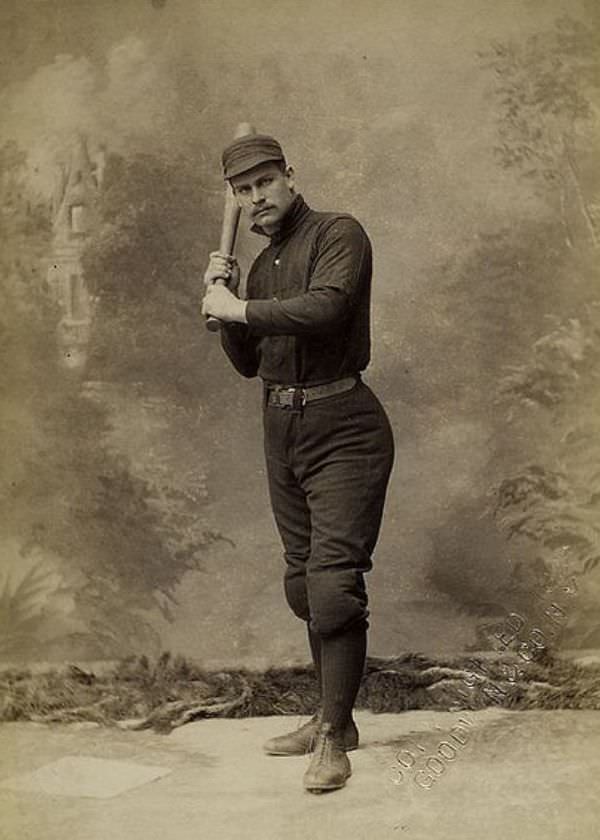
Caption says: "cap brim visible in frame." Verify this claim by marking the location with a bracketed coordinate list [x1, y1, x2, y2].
[224, 154, 284, 180]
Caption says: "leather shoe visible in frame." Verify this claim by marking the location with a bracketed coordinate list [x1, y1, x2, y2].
[263, 713, 359, 756]
[303, 723, 352, 793]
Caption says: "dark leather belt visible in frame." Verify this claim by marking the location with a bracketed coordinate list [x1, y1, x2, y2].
[265, 376, 358, 409]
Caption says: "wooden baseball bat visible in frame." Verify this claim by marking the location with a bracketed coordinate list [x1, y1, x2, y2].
[206, 122, 256, 332]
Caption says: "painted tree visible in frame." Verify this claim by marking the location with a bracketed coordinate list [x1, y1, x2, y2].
[481, 14, 600, 649]
[0, 142, 226, 659]
[82, 150, 223, 400]
[480, 15, 599, 249]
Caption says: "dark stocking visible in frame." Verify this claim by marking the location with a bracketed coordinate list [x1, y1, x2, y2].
[307, 624, 322, 700]
[320, 623, 367, 732]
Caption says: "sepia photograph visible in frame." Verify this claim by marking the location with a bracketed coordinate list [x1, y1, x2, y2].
[1, 1, 599, 838]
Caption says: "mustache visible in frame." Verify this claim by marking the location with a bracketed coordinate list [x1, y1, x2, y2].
[252, 205, 275, 218]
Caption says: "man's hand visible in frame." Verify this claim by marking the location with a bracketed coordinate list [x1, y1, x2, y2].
[202, 284, 248, 323]
[203, 251, 241, 294]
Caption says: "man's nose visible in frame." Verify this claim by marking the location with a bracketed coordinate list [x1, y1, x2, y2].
[251, 186, 264, 204]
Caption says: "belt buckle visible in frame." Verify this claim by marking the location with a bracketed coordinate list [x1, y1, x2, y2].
[293, 387, 308, 410]
[271, 386, 294, 409]
[270, 386, 306, 410]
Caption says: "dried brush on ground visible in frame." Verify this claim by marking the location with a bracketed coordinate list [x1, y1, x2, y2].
[1, 650, 598, 733]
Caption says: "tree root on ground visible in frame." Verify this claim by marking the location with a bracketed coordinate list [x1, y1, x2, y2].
[124, 678, 252, 733]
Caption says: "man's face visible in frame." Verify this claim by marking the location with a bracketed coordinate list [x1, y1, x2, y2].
[230, 161, 295, 233]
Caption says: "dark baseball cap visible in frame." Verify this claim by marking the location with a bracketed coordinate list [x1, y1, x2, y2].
[222, 134, 286, 180]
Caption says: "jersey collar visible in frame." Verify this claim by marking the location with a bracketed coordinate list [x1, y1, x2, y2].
[251, 194, 310, 244]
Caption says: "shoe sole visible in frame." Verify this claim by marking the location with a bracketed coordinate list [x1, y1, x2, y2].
[264, 743, 358, 756]
[304, 772, 352, 793]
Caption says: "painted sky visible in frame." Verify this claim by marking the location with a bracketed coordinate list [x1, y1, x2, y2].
[1, 0, 582, 217]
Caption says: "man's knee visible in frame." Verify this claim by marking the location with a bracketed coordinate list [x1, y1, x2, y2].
[306, 568, 368, 637]
[284, 570, 311, 622]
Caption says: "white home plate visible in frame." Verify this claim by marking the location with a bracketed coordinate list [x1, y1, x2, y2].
[0, 756, 172, 799]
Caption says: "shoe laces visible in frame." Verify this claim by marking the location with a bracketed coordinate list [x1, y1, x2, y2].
[309, 724, 342, 764]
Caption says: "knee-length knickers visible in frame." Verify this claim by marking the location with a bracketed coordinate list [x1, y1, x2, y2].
[263, 379, 394, 638]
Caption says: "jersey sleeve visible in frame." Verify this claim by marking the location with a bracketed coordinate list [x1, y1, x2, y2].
[219, 322, 260, 378]
[244, 217, 370, 336]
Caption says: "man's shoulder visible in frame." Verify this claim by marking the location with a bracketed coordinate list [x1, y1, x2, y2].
[308, 206, 364, 227]
[306, 207, 370, 242]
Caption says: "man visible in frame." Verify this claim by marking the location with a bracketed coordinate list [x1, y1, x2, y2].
[202, 134, 394, 793]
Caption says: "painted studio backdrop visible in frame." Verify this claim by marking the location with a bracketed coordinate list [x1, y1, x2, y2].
[1, 0, 599, 667]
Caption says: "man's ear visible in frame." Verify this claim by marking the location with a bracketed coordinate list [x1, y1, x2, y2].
[285, 165, 296, 191]
[230, 185, 243, 208]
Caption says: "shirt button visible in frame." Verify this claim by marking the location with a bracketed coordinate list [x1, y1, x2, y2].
[274, 258, 280, 266]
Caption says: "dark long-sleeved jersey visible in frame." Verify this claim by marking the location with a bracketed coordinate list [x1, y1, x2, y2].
[220, 193, 372, 386]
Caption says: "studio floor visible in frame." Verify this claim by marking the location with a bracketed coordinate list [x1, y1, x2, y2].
[1, 708, 598, 840]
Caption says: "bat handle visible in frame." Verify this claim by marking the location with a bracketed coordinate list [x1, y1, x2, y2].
[206, 316, 221, 332]
[205, 195, 241, 332]
[205, 278, 226, 332]
[206, 122, 254, 333]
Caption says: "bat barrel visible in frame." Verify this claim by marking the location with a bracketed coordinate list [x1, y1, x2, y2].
[205, 122, 256, 333]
